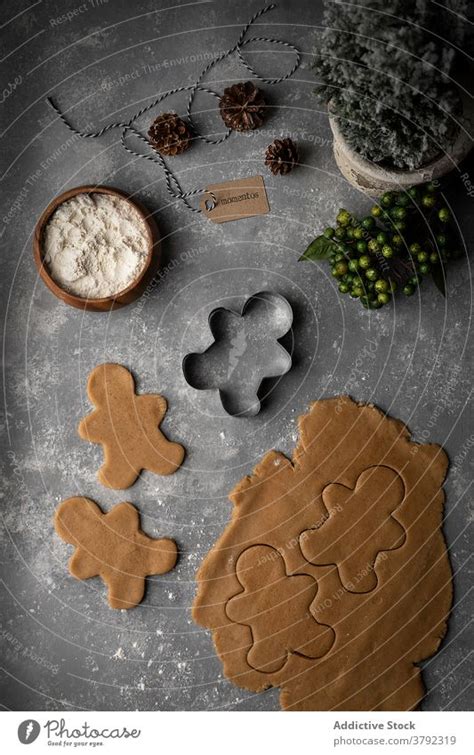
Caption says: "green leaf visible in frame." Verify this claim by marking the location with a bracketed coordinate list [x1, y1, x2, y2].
[431, 264, 446, 297]
[299, 236, 335, 262]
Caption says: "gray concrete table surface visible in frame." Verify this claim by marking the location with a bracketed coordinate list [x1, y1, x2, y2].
[0, 0, 472, 711]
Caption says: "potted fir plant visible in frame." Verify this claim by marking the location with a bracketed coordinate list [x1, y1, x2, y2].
[313, 0, 473, 195]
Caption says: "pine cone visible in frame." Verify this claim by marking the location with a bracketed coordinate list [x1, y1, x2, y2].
[148, 112, 191, 156]
[265, 137, 299, 175]
[219, 81, 266, 131]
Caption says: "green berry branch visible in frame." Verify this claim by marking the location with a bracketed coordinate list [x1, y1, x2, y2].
[300, 183, 461, 310]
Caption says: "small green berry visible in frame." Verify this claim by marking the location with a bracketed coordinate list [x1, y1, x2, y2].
[396, 193, 411, 207]
[323, 227, 335, 239]
[348, 258, 360, 272]
[335, 227, 346, 241]
[351, 287, 363, 298]
[409, 275, 420, 286]
[365, 268, 378, 281]
[389, 280, 397, 293]
[393, 219, 406, 231]
[353, 226, 365, 240]
[382, 245, 394, 259]
[419, 263, 430, 275]
[407, 187, 419, 200]
[409, 243, 421, 255]
[361, 216, 375, 231]
[426, 181, 439, 193]
[358, 255, 370, 269]
[417, 251, 429, 263]
[393, 206, 407, 220]
[421, 193, 436, 209]
[436, 234, 447, 246]
[338, 282, 350, 294]
[371, 205, 382, 217]
[368, 238, 380, 254]
[377, 292, 390, 305]
[375, 279, 389, 293]
[403, 284, 415, 296]
[337, 209, 352, 226]
[381, 192, 394, 208]
[356, 241, 367, 254]
[392, 234, 403, 248]
[333, 261, 348, 277]
[438, 207, 451, 223]
[429, 252, 439, 264]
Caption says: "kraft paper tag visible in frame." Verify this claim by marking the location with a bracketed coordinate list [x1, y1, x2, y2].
[200, 175, 270, 223]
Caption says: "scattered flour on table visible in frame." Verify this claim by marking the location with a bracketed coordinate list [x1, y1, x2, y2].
[43, 192, 149, 298]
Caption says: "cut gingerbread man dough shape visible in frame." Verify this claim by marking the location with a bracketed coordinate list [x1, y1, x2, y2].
[54, 497, 177, 609]
[226, 545, 334, 673]
[78, 363, 185, 489]
[300, 466, 406, 593]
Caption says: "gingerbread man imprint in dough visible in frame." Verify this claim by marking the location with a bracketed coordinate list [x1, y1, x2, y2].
[300, 466, 406, 593]
[54, 497, 177, 609]
[78, 363, 185, 489]
[226, 545, 335, 673]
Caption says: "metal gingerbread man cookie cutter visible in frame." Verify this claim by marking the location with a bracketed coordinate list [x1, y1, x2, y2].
[182, 291, 293, 417]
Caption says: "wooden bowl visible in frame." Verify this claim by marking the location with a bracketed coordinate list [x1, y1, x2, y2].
[33, 185, 161, 311]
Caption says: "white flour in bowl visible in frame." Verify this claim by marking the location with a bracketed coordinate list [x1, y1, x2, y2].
[43, 192, 150, 299]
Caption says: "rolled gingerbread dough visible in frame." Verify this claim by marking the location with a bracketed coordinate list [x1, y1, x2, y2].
[193, 396, 452, 711]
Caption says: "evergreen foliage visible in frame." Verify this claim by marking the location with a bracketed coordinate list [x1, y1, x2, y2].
[314, 0, 469, 170]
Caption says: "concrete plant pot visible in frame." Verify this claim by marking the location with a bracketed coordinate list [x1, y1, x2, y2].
[328, 99, 474, 197]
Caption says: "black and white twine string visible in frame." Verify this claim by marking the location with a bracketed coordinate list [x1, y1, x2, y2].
[46, 3, 301, 214]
